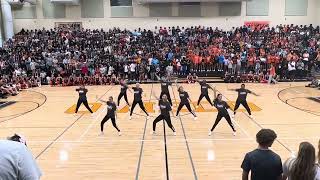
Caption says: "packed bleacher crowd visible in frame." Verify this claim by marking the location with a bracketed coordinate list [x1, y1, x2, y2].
[1, 24, 320, 97]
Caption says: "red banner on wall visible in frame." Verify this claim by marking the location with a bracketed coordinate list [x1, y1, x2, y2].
[244, 21, 270, 31]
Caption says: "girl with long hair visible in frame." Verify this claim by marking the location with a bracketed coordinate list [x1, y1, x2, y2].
[282, 142, 320, 180]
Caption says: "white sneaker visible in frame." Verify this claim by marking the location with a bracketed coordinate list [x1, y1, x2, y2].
[151, 131, 156, 135]
[232, 114, 235, 118]
[118, 131, 122, 136]
[208, 131, 212, 136]
[194, 116, 198, 120]
[173, 132, 176, 136]
[129, 116, 132, 120]
[99, 132, 104, 136]
[196, 105, 199, 108]
[233, 131, 237, 136]
[146, 115, 150, 120]
[249, 115, 254, 119]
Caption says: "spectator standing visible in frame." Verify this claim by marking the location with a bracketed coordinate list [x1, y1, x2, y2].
[296, 59, 305, 79]
[0, 134, 42, 180]
[282, 142, 320, 180]
[288, 60, 296, 81]
[269, 64, 278, 84]
[241, 129, 282, 180]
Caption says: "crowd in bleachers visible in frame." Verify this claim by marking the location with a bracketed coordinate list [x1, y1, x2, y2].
[1, 24, 320, 97]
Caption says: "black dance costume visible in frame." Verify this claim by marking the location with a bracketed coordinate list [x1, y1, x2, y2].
[100, 101, 120, 132]
[117, 82, 129, 106]
[130, 87, 149, 116]
[75, 87, 93, 113]
[210, 99, 235, 132]
[196, 81, 214, 106]
[153, 99, 175, 132]
[233, 88, 252, 116]
[160, 80, 172, 106]
[176, 90, 196, 117]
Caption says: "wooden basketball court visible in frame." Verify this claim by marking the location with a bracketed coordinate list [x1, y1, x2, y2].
[0, 82, 319, 180]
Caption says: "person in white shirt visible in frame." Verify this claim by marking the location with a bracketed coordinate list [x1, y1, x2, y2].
[282, 142, 320, 180]
[123, 64, 129, 79]
[288, 60, 296, 81]
[0, 134, 42, 180]
[130, 63, 137, 81]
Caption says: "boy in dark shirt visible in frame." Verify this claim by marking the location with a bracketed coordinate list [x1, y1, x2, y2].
[241, 129, 283, 180]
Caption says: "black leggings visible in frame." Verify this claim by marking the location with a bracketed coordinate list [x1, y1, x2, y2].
[130, 100, 149, 116]
[100, 115, 120, 132]
[117, 92, 129, 106]
[160, 91, 172, 106]
[197, 93, 213, 106]
[210, 112, 235, 132]
[176, 102, 196, 117]
[234, 100, 251, 115]
[75, 99, 93, 113]
[153, 114, 175, 132]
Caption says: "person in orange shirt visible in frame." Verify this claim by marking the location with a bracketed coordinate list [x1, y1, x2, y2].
[274, 55, 280, 65]
[193, 54, 200, 72]
[248, 55, 256, 72]
[268, 64, 278, 84]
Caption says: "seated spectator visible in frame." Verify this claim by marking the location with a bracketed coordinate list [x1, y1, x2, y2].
[282, 141, 320, 180]
[0, 79, 19, 96]
[241, 129, 282, 180]
[306, 76, 320, 88]
[0, 134, 42, 180]
[0, 25, 319, 85]
[186, 73, 195, 84]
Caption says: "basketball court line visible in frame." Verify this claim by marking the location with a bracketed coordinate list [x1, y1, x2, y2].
[0, 90, 47, 123]
[35, 86, 114, 159]
[206, 87, 252, 139]
[213, 84, 294, 153]
[260, 122, 320, 125]
[163, 120, 170, 180]
[25, 136, 320, 144]
[171, 85, 198, 180]
[76, 106, 106, 142]
[135, 83, 154, 180]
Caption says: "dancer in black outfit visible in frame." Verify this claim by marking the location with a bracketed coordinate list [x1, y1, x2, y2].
[209, 93, 236, 136]
[129, 83, 149, 119]
[229, 84, 259, 119]
[159, 78, 173, 106]
[152, 94, 176, 135]
[196, 79, 215, 107]
[99, 96, 121, 136]
[117, 80, 131, 107]
[175, 83, 197, 120]
[75, 85, 93, 114]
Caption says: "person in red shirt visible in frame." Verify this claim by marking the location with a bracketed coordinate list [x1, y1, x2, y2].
[268, 64, 278, 84]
